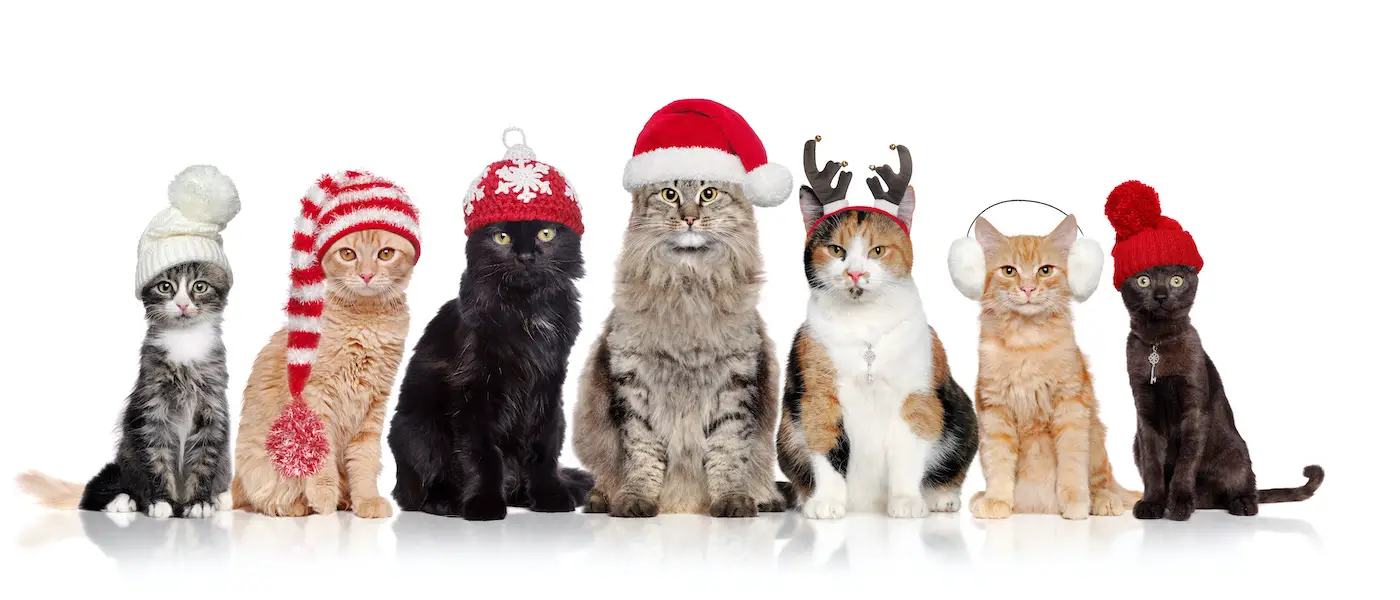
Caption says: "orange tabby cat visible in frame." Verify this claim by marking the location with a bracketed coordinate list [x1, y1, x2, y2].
[231, 229, 416, 518]
[968, 216, 1139, 519]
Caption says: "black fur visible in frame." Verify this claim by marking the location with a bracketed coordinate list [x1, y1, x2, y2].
[388, 220, 592, 521]
[922, 378, 979, 487]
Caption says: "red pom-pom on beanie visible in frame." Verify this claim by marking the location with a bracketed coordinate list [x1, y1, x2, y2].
[1104, 180, 1204, 289]
[1105, 180, 1162, 241]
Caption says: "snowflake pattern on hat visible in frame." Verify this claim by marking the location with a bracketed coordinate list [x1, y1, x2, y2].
[462, 128, 584, 235]
[495, 160, 553, 203]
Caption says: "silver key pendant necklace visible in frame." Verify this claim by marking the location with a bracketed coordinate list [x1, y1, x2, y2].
[1148, 344, 1160, 384]
[863, 343, 877, 383]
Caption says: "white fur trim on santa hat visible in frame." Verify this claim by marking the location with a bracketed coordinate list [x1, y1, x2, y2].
[947, 237, 987, 300]
[1068, 238, 1104, 302]
[623, 147, 790, 207]
[742, 162, 791, 208]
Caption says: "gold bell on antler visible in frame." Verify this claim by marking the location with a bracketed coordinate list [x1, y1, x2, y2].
[890, 144, 897, 150]
[869, 165, 878, 171]
[840, 161, 848, 167]
[814, 135, 822, 142]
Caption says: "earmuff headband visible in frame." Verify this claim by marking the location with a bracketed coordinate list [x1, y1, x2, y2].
[946, 198, 1104, 303]
[963, 199, 1084, 237]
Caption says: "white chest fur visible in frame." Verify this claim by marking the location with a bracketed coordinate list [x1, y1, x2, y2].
[154, 321, 219, 365]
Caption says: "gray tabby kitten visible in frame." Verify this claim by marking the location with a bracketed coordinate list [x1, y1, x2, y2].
[18, 262, 233, 517]
[574, 180, 788, 517]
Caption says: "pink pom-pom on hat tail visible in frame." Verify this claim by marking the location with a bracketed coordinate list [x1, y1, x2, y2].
[266, 397, 329, 478]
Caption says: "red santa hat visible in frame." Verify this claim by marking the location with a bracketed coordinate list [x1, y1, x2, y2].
[622, 99, 792, 208]
[268, 171, 421, 479]
[1105, 180, 1203, 289]
[465, 128, 583, 235]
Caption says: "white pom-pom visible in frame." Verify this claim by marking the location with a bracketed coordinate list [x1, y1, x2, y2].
[168, 165, 240, 225]
[948, 237, 987, 300]
[744, 163, 793, 208]
[1068, 237, 1104, 302]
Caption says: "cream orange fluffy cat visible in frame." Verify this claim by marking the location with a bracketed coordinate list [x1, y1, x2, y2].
[967, 216, 1139, 519]
[231, 229, 415, 518]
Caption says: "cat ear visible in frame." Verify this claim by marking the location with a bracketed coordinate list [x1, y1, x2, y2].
[895, 185, 916, 229]
[799, 185, 825, 232]
[1048, 214, 1078, 255]
[1050, 214, 1104, 302]
[973, 217, 1007, 258]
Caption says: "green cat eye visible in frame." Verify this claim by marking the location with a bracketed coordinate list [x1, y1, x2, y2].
[1136, 275, 1151, 288]
[827, 245, 846, 259]
[1001, 266, 1017, 277]
[157, 282, 174, 294]
[869, 246, 886, 258]
[192, 281, 209, 294]
[700, 187, 718, 203]
[537, 228, 556, 242]
[493, 232, 511, 245]
[1170, 275, 1185, 288]
[661, 188, 679, 203]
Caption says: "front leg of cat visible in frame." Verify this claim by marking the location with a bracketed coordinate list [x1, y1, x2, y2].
[613, 411, 665, 518]
[802, 453, 848, 519]
[451, 411, 507, 521]
[177, 401, 232, 519]
[1130, 381, 1168, 519]
[971, 391, 1017, 519]
[345, 423, 393, 519]
[523, 422, 577, 513]
[886, 426, 932, 519]
[702, 398, 764, 518]
[1166, 390, 1207, 521]
[1050, 387, 1092, 520]
[137, 409, 182, 519]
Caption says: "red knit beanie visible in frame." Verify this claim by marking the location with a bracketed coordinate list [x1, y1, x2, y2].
[464, 128, 583, 235]
[1105, 180, 1203, 289]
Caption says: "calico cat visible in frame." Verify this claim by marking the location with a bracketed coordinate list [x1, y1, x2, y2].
[389, 220, 591, 521]
[232, 172, 421, 518]
[18, 165, 240, 519]
[777, 139, 978, 519]
[19, 263, 234, 518]
[967, 216, 1140, 520]
[1106, 180, 1323, 520]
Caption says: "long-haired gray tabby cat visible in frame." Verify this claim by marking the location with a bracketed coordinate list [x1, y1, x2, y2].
[574, 99, 794, 517]
[18, 166, 241, 518]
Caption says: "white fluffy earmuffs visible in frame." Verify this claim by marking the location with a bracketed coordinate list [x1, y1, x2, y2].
[947, 200, 1104, 302]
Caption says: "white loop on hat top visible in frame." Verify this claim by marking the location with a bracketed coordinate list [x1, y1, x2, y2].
[501, 127, 536, 161]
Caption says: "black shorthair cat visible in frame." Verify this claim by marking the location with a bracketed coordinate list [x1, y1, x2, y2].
[388, 220, 592, 521]
[1121, 265, 1324, 520]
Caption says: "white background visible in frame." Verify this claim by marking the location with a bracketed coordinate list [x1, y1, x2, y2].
[1, 1, 1393, 596]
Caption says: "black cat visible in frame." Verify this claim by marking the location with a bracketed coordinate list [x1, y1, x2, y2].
[388, 220, 592, 521]
[1121, 265, 1323, 521]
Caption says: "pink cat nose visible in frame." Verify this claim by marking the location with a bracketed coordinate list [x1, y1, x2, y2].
[848, 271, 866, 285]
[176, 304, 190, 313]
[1020, 285, 1036, 296]
[684, 216, 697, 226]
[360, 274, 374, 284]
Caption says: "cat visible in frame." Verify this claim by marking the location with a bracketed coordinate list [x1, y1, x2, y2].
[573, 179, 789, 517]
[18, 262, 234, 518]
[231, 229, 416, 518]
[968, 216, 1141, 520]
[777, 141, 978, 519]
[1121, 265, 1324, 520]
[388, 220, 592, 521]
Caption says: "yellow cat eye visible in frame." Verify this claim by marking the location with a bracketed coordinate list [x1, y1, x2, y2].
[338, 248, 357, 261]
[493, 232, 512, 246]
[827, 245, 846, 259]
[700, 187, 718, 203]
[1136, 275, 1151, 288]
[157, 282, 174, 294]
[537, 228, 556, 242]
[192, 281, 209, 294]
[661, 188, 679, 203]
[1170, 275, 1185, 288]
[378, 248, 396, 260]
[1001, 266, 1017, 277]
[1039, 265, 1054, 276]
[868, 246, 886, 258]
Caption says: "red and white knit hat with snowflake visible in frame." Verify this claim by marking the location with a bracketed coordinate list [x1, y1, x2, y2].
[464, 128, 583, 235]
[267, 171, 421, 479]
[623, 98, 792, 207]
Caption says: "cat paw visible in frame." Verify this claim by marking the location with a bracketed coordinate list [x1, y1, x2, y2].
[528, 483, 579, 513]
[460, 495, 508, 521]
[1091, 490, 1125, 516]
[1057, 487, 1089, 520]
[215, 491, 233, 511]
[104, 493, 136, 514]
[887, 495, 930, 519]
[353, 496, 394, 519]
[180, 501, 216, 519]
[801, 496, 847, 520]
[1166, 492, 1195, 521]
[925, 489, 962, 513]
[1060, 502, 1090, 520]
[1227, 495, 1259, 517]
[147, 501, 173, 519]
[583, 489, 610, 514]
[970, 495, 1012, 519]
[1133, 499, 1165, 520]
[609, 494, 660, 519]
[269, 498, 310, 518]
[709, 495, 758, 518]
[305, 486, 339, 515]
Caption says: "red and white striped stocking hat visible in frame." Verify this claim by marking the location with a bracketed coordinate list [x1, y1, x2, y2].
[286, 171, 421, 399]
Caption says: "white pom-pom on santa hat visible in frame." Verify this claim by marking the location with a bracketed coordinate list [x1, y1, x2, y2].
[168, 164, 241, 225]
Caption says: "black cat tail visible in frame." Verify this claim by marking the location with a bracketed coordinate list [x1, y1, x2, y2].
[15, 467, 99, 510]
[561, 467, 596, 506]
[1259, 465, 1324, 503]
[775, 480, 798, 510]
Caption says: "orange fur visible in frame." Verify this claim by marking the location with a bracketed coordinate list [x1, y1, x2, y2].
[794, 332, 842, 454]
[231, 230, 415, 519]
[969, 221, 1139, 520]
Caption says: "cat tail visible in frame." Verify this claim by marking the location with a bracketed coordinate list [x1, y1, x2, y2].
[561, 467, 596, 507]
[775, 480, 798, 509]
[1259, 465, 1324, 503]
[15, 470, 83, 509]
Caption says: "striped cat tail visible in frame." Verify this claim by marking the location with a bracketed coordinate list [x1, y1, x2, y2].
[15, 471, 83, 509]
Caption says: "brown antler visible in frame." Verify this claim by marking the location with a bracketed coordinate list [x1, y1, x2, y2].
[867, 144, 912, 205]
[803, 136, 852, 208]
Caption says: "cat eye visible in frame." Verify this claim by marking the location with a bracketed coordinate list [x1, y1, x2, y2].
[868, 246, 886, 258]
[699, 187, 718, 203]
[537, 228, 556, 242]
[339, 248, 357, 261]
[192, 281, 209, 294]
[827, 245, 846, 259]
[1039, 265, 1054, 276]
[493, 232, 512, 246]
[157, 281, 174, 294]
[1001, 266, 1017, 277]
[377, 248, 396, 260]
[661, 188, 679, 204]
[1170, 275, 1185, 288]
[1136, 275, 1152, 288]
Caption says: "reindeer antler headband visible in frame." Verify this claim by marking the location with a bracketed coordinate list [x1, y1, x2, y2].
[802, 136, 914, 238]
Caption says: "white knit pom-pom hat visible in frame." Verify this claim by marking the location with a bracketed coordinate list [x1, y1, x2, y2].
[134, 165, 241, 296]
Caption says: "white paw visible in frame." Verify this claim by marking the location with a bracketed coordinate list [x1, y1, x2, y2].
[104, 493, 136, 513]
[926, 489, 962, 513]
[185, 502, 215, 518]
[216, 491, 232, 511]
[147, 500, 172, 519]
[887, 495, 930, 519]
[802, 496, 847, 520]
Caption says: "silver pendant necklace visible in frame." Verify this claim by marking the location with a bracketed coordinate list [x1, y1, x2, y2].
[1148, 344, 1160, 384]
[863, 343, 876, 383]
